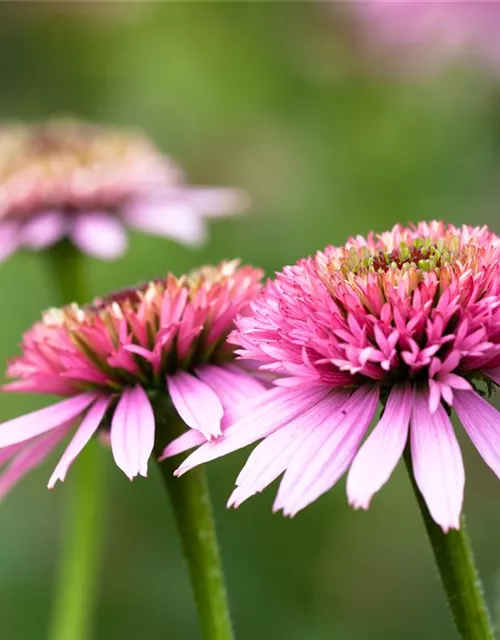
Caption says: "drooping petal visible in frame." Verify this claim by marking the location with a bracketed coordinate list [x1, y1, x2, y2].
[195, 364, 267, 425]
[0, 393, 97, 448]
[454, 389, 500, 479]
[227, 390, 350, 508]
[274, 385, 380, 517]
[0, 443, 25, 468]
[0, 426, 72, 499]
[123, 202, 206, 246]
[167, 371, 224, 440]
[485, 368, 500, 385]
[111, 385, 155, 479]
[48, 395, 112, 488]
[0, 221, 21, 262]
[176, 385, 331, 476]
[70, 212, 128, 260]
[160, 428, 207, 460]
[410, 389, 464, 532]
[347, 383, 412, 509]
[195, 364, 266, 409]
[21, 211, 66, 250]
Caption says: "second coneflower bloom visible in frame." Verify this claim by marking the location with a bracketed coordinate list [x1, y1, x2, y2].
[0, 119, 247, 262]
[177, 222, 500, 532]
[0, 261, 264, 496]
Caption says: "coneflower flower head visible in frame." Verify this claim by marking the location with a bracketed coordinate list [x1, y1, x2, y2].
[0, 261, 264, 496]
[0, 119, 247, 261]
[178, 222, 500, 531]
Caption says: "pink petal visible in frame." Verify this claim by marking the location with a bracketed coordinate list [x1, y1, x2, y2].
[21, 211, 66, 250]
[0, 443, 25, 468]
[485, 368, 500, 385]
[70, 212, 128, 260]
[160, 428, 206, 460]
[439, 373, 472, 391]
[454, 389, 500, 480]
[275, 385, 380, 517]
[123, 203, 206, 246]
[2, 377, 75, 395]
[227, 390, 350, 508]
[0, 393, 97, 448]
[428, 379, 441, 414]
[0, 427, 72, 499]
[0, 221, 21, 262]
[111, 385, 155, 480]
[410, 389, 464, 532]
[347, 383, 412, 509]
[48, 395, 112, 488]
[167, 371, 224, 440]
[195, 364, 266, 409]
[176, 385, 331, 476]
[180, 187, 249, 218]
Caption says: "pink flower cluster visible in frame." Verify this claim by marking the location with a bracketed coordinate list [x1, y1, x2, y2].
[0, 119, 246, 262]
[0, 261, 263, 495]
[176, 222, 500, 531]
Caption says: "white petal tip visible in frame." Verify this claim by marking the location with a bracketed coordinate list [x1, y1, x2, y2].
[440, 520, 460, 534]
[348, 498, 371, 511]
[174, 466, 188, 477]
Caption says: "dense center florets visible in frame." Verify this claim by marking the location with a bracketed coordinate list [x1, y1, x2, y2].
[232, 222, 500, 394]
[362, 241, 454, 274]
[0, 119, 176, 218]
[7, 261, 263, 396]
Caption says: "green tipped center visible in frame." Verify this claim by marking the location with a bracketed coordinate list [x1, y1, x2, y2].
[345, 238, 459, 276]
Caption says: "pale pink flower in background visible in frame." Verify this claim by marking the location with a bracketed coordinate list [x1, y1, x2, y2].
[0, 119, 247, 262]
[175, 222, 500, 532]
[0, 261, 264, 496]
[350, 1, 500, 75]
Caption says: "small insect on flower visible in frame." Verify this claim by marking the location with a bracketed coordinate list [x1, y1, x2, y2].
[176, 222, 500, 532]
[0, 119, 247, 262]
[0, 261, 264, 497]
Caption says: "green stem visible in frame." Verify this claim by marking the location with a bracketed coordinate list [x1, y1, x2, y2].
[45, 239, 105, 640]
[49, 443, 105, 640]
[154, 403, 234, 640]
[44, 238, 88, 305]
[403, 446, 495, 640]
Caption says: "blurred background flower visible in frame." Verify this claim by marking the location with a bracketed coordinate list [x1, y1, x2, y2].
[0, 3, 499, 640]
[346, 1, 500, 76]
[0, 119, 246, 262]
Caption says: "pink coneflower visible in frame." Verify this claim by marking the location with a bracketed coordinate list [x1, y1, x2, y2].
[350, 1, 500, 75]
[175, 222, 500, 532]
[0, 119, 246, 262]
[0, 261, 264, 496]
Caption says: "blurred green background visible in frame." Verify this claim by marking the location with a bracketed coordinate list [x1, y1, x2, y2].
[0, 3, 500, 639]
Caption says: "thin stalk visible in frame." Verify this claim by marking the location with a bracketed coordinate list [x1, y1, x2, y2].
[45, 239, 105, 640]
[403, 446, 495, 640]
[153, 401, 233, 640]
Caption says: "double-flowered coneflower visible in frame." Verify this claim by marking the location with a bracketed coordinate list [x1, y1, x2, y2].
[176, 222, 500, 532]
[0, 119, 246, 262]
[0, 261, 264, 496]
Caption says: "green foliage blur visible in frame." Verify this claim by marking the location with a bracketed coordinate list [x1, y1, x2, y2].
[0, 3, 499, 639]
